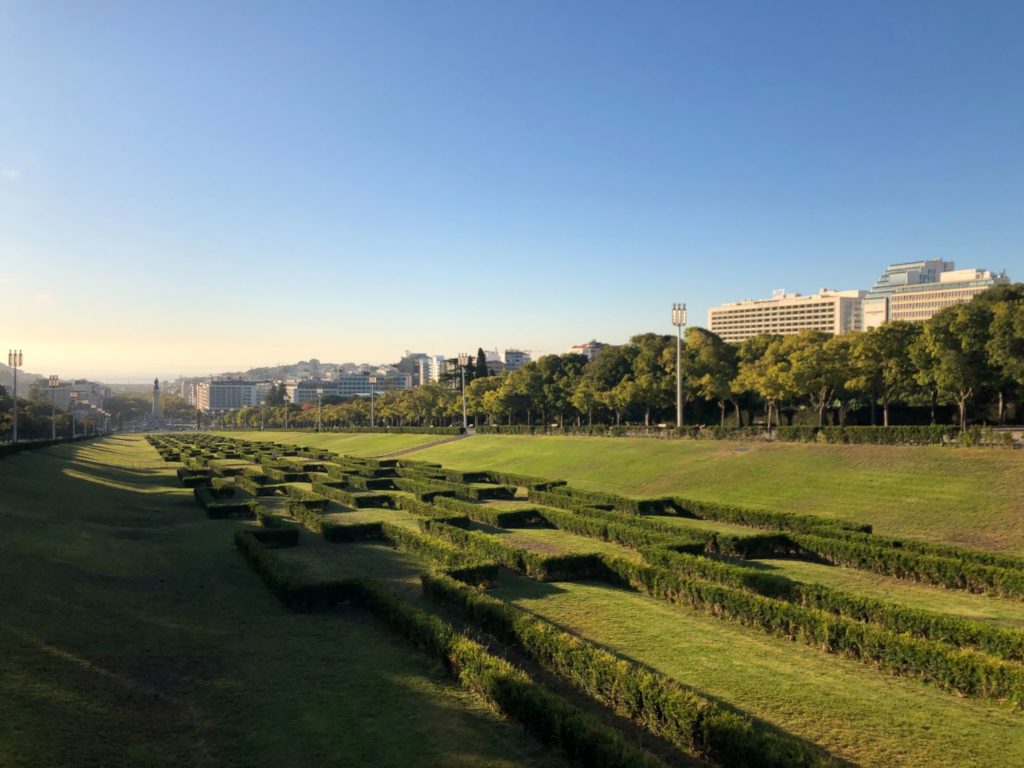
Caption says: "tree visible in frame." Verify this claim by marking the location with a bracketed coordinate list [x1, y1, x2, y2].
[919, 303, 995, 430]
[265, 383, 287, 407]
[475, 348, 490, 379]
[733, 335, 789, 429]
[686, 328, 738, 427]
[629, 333, 674, 426]
[848, 323, 923, 426]
[986, 299, 1024, 423]
[780, 331, 846, 427]
[467, 376, 502, 425]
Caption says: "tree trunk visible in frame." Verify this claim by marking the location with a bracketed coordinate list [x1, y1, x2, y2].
[883, 398, 890, 427]
[734, 401, 741, 427]
[870, 399, 877, 426]
[930, 390, 937, 426]
[644, 407, 650, 427]
[958, 396, 967, 431]
[998, 391, 1006, 424]
[719, 402, 726, 428]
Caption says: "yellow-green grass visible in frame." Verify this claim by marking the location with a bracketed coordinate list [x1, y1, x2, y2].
[733, 557, 1024, 629]
[412, 435, 1024, 553]
[322, 506, 423, 532]
[277, 538, 426, 598]
[468, 521, 645, 562]
[0, 436, 564, 768]
[647, 514, 775, 538]
[214, 429, 447, 456]
[491, 574, 1024, 768]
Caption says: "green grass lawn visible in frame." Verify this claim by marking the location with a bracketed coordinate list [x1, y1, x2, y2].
[411, 435, 1024, 553]
[733, 557, 1024, 628]
[491, 574, 1024, 768]
[215, 429, 448, 456]
[322, 506, 423, 532]
[468, 521, 645, 562]
[0, 436, 564, 768]
[647, 514, 777, 538]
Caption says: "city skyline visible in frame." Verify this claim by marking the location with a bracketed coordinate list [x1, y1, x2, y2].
[3, 2, 1023, 379]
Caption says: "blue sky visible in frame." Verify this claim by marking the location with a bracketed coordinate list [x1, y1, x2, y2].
[1, 1, 1022, 379]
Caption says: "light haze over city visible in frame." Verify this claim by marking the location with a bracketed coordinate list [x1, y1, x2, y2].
[2, 1, 1022, 380]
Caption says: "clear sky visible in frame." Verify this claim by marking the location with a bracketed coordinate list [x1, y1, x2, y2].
[2, 1, 1022, 381]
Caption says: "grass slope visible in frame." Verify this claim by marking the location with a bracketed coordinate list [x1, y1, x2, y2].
[214, 429, 446, 456]
[0, 436, 564, 768]
[412, 435, 1024, 553]
[492, 575, 1024, 768]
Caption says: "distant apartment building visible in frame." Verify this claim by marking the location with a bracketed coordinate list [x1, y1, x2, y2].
[51, 379, 109, 411]
[862, 260, 956, 329]
[567, 340, 609, 362]
[888, 268, 1009, 323]
[196, 379, 273, 412]
[504, 349, 531, 371]
[288, 373, 412, 404]
[707, 289, 865, 343]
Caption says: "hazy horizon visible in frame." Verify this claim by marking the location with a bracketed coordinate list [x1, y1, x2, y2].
[3, 1, 1022, 381]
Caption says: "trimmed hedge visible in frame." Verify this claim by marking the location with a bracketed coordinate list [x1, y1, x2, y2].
[233, 532, 662, 767]
[642, 548, 1024, 662]
[432, 496, 548, 528]
[792, 533, 1024, 598]
[193, 485, 255, 518]
[423, 572, 832, 768]
[419, 520, 615, 582]
[601, 556, 1024, 705]
[312, 481, 397, 509]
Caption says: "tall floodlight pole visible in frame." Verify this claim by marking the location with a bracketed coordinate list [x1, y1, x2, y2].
[457, 353, 469, 431]
[48, 375, 59, 440]
[671, 304, 687, 428]
[316, 387, 323, 433]
[69, 390, 79, 438]
[368, 376, 378, 428]
[8, 350, 22, 442]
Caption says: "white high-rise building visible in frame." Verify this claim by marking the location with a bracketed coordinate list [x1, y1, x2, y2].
[707, 289, 865, 343]
[862, 260, 956, 329]
[889, 269, 1009, 322]
[196, 379, 273, 412]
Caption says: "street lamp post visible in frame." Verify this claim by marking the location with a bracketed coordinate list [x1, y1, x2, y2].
[48, 375, 59, 440]
[457, 353, 469, 431]
[672, 304, 687, 428]
[368, 376, 378, 428]
[316, 387, 323, 433]
[69, 390, 79, 438]
[8, 350, 22, 442]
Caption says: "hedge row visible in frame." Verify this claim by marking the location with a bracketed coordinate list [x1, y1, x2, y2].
[643, 548, 1024, 662]
[601, 556, 1024, 704]
[826, 530, 1024, 573]
[423, 572, 832, 768]
[420, 520, 612, 582]
[193, 486, 255, 518]
[234, 475, 284, 497]
[233, 532, 662, 767]
[432, 496, 547, 528]
[391, 476, 463, 501]
[475, 424, 971, 445]
[312, 481, 397, 509]
[792, 533, 1024, 598]
[667, 497, 872, 536]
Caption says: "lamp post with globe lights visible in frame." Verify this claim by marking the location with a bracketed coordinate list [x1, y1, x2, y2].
[672, 304, 687, 428]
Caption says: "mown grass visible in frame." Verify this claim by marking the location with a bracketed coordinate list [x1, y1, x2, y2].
[215, 429, 446, 456]
[491, 574, 1024, 768]
[0, 436, 564, 768]
[468, 521, 646, 562]
[733, 557, 1024, 629]
[412, 435, 1024, 553]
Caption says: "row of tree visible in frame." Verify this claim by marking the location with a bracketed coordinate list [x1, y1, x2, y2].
[209, 285, 1023, 432]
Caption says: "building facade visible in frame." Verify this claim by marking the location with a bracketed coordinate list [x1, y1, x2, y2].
[862, 260, 956, 329]
[707, 289, 865, 343]
[504, 349, 531, 371]
[288, 373, 412, 404]
[567, 340, 609, 361]
[50, 379, 109, 412]
[888, 269, 1009, 323]
[196, 379, 273, 412]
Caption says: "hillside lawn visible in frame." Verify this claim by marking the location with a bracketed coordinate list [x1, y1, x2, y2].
[410, 435, 1024, 554]
[214, 429, 448, 456]
[492, 574, 1024, 768]
[0, 436, 564, 768]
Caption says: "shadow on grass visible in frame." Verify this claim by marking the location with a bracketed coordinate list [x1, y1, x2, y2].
[489, 576, 852, 768]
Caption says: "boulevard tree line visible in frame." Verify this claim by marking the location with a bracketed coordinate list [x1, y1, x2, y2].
[214, 284, 1023, 432]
